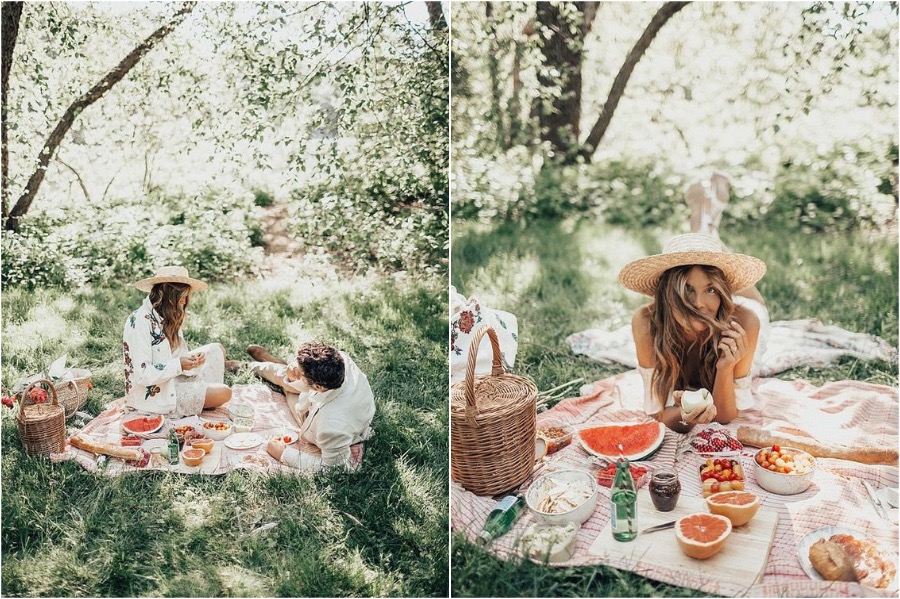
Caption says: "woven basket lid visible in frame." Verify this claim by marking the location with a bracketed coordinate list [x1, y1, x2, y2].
[451, 373, 537, 423]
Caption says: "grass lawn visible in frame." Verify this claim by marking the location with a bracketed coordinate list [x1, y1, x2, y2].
[449, 217, 898, 597]
[1, 268, 448, 597]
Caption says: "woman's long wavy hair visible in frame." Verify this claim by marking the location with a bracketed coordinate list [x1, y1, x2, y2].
[649, 265, 735, 410]
[149, 282, 191, 349]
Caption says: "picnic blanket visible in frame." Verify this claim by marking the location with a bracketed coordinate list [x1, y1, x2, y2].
[52, 384, 366, 476]
[451, 370, 899, 597]
[567, 318, 898, 377]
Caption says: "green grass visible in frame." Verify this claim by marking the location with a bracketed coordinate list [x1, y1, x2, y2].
[1, 272, 448, 597]
[450, 217, 898, 597]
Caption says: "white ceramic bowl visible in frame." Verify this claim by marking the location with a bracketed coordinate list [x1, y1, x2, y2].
[526, 469, 598, 525]
[227, 403, 255, 420]
[753, 446, 817, 495]
[198, 420, 233, 440]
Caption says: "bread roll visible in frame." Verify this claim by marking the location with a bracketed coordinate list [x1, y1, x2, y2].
[809, 539, 856, 582]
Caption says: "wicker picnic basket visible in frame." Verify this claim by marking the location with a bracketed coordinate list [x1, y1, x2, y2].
[451, 325, 538, 496]
[16, 379, 66, 456]
[53, 372, 92, 418]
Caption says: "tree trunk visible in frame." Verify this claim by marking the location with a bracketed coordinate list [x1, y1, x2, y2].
[535, 2, 595, 164]
[426, 2, 446, 30]
[4, 2, 196, 231]
[579, 1, 689, 161]
[1, 2, 23, 222]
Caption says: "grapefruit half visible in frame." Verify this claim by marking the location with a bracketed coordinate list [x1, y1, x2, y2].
[706, 490, 760, 526]
[675, 513, 732, 560]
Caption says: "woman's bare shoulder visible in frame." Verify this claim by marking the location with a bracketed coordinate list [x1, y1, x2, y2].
[733, 304, 761, 336]
[631, 305, 654, 364]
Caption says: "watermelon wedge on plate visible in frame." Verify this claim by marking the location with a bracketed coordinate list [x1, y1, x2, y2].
[578, 421, 666, 461]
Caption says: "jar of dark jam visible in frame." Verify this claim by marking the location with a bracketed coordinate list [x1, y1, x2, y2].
[649, 467, 681, 512]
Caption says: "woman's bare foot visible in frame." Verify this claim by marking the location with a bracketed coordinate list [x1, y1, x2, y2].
[246, 344, 287, 365]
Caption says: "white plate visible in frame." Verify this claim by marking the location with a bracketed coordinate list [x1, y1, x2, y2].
[797, 526, 899, 592]
[265, 428, 299, 445]
[224, 432, 265, 450]
[121, 414, 165, 435]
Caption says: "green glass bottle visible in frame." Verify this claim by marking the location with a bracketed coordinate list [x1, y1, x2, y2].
[167, 428, 180, 464]
[476, 494, 526, 545]
[611, 458, 638, 542]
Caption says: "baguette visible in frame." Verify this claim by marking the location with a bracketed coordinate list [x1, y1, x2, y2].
[736, 426, 898, 465]
[69, 435, 143, 461]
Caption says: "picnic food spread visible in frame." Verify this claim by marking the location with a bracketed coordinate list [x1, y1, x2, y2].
[578, 421, 665, 460]
[809, 533, 897, 589]
[737, 425, 899, 465]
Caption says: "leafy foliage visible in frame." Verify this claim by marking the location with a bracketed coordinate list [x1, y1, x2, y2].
[2, 190, 264, 289]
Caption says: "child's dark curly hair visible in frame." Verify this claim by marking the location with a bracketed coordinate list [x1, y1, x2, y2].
[296, 342, 345, 390]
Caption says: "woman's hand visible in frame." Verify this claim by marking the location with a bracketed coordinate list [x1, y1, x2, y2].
[179, 352, 205, 371]
[681, 401, 717, 425]
[675, 390, 718, 425]
[266, 439, 286, 461]
[716, 320, 750, 370]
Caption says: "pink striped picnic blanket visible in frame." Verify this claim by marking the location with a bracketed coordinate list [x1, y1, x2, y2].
[451, 371, 899, 597]
[52, 384, 365, 475]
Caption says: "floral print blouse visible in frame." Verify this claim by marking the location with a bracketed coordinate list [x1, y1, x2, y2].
[123, 297, 195, 413]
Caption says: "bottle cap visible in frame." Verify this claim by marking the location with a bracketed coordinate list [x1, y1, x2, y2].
[475, 531, 492, 545]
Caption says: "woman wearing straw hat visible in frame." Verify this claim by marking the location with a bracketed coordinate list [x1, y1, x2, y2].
[618, 234, 769, 433]
[123, 266, 232, 416]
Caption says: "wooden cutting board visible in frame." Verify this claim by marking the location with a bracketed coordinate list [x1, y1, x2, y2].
[588, 490, 778, 590]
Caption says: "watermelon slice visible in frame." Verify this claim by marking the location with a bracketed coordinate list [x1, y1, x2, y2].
[122, 414, 164, 435]
[578, 421, 666, 460]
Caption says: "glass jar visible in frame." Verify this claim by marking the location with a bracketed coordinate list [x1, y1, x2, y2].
[649, 466, 681, 512]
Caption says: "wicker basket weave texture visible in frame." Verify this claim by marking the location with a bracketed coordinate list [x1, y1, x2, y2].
[451, 326, 537, 496]
[53, 376, 91, 418]
[17, 379, 66, 456]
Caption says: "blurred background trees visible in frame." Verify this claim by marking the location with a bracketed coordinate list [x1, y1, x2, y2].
[452, 1, 897, 230]
[2, 1, 448, 288]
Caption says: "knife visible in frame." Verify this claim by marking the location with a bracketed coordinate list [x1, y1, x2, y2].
[641, 520, 677, 534]
[862, 480, 891, 522]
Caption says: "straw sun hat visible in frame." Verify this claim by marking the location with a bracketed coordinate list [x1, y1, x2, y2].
[134, 266, 208, 293]
[618, 233, 766, 297]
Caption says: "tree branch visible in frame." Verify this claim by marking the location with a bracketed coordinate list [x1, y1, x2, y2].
[4, 2, 196, 231]
[2, 1, 23, 221]
[54, 156, 91, 203]
[426, 2, 446, 30]
[579, 1, 689, 161]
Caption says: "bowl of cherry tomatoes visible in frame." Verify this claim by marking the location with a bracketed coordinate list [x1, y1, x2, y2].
[753, 445, 816, 495]
[699, 454, 746, 497]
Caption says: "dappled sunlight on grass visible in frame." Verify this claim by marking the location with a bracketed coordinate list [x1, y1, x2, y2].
[3, 303, 86, 358]
[215, 563, 272, 596]
[172, 487, 214, 530]
[465, 255, 540, 310]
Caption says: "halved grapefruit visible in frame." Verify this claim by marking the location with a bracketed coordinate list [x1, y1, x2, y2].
[675, 513, 732, 560]
[706, 491, 760, 526]
[578, 421, 665, 460]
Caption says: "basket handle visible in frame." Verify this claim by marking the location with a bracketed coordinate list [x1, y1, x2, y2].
[16, 378, 59, 424]
[463, 326, 505, 425]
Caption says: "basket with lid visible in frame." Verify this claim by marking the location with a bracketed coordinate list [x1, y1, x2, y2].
[16, 379, 66, 456]
[451, 325, 538, 496]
